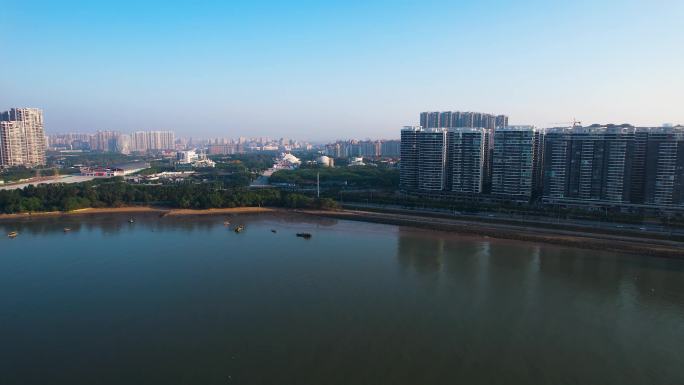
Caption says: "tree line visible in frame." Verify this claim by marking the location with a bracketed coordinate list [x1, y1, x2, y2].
[269, 166, 399, 189]
[0, 178, 337, 214]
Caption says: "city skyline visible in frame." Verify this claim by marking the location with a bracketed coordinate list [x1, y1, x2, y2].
[3, 0, 683, 140]
[14, 104, 684, 144]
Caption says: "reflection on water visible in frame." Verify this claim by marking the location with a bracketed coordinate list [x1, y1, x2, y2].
[0, 214, 683, 385]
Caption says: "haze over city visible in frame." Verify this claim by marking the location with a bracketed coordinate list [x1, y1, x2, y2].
[3, 0, 683, 140]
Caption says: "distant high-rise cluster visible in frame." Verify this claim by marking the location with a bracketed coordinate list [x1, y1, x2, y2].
[324, 139, 401, 158]
[419, 111, 508, 130]
[206, 136, 312, 154]
[131, 131, 175, 152]
[401, 115, 684, 208]
[49, 130, 176, 153]
[0, 108, 47, 167]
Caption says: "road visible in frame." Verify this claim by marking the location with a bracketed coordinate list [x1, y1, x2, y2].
[0, 175, 97, 191]
[249, 168, 274, 188]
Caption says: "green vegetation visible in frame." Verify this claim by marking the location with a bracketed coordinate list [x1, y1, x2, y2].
[0, 179, 337, 213]
[196, 168, 254, 188]
[270, 166, 399, 189]
[0, 167, 38, 183]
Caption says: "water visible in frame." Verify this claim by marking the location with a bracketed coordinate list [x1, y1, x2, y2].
[0, 213, 683, 385]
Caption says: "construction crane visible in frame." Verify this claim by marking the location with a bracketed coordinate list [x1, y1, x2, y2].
[548, 119, 582, 127]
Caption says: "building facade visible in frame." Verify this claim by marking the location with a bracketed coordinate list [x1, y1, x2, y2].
[0, 108, 47, 167]
[641, 127, 684, 206]
[491, 126, 536, 199]
[449, 128, 486, 193]
[417, 128, 448, 191]
[400, 127, 420, 191]
[542, 125, 635, 203]
[542, 125, 684, 208]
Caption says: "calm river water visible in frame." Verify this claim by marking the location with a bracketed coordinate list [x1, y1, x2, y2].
[0, 213, 683, 385]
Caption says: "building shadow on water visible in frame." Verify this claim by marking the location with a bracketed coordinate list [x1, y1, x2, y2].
[396, 230, 446, 274]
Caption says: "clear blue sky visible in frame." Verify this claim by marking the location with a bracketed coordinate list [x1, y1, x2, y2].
[2, 0, 683, 140]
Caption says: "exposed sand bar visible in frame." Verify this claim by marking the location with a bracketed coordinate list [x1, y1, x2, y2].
[0, 206, 278, 220]
[161, 207, 277, 216]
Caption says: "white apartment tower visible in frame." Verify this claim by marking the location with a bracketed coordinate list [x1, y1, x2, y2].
[491, 126, 536, 198]
[449, 127, 486, 193]
[0, 108, 47, 167]
[417, 128, 448, 191]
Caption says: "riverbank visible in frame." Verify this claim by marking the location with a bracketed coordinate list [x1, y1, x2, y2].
[0, 206, 278, 220]
[3, 205, 684, 258]
[301, 209, 684, 259]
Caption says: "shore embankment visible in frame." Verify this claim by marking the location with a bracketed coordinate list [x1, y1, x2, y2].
[301, 209, 684, 259]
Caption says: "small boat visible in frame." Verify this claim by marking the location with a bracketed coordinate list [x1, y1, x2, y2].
[224, 220, 231, 226]
[296, 233, 312, 239]
[271, 229, 277, 233]
[63, 227, 72, 233]
[234, 225, 245, 233]
[7, 231, 18, 238]
[128, 218, 135, 224]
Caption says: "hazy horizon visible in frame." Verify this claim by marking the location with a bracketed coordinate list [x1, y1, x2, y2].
[3, 0, 683, 140]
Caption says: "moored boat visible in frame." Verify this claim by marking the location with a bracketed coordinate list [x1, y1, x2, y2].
[234, 225, 245, 233]
[63, 227, 72, 233]
[7, 231, 18, 238]
[296, 233, 312, 239]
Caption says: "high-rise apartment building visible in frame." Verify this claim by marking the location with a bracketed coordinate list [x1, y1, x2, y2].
[542, 125, 684, 207]
[0, 108, 47, 167]
[449, 128, 486, 193]
[542, 125, 635, 203]
[417, 128, 448, 191]
[641, 127, 684, 206]
[401, 126, 489, 195]
[400, 127, 421, 191]
[491, 126, 536, 198]
[402, 119, 683, 209]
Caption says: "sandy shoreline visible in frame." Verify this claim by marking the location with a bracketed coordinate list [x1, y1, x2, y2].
[0, 206, 278, 220]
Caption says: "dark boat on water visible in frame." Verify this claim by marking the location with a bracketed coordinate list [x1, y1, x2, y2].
[296, 233, 312, 239]
[271, 229, 277, 233]
[234, 225, 245, 233]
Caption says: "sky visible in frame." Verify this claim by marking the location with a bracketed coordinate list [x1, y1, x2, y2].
[2, 0, 683, 141]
